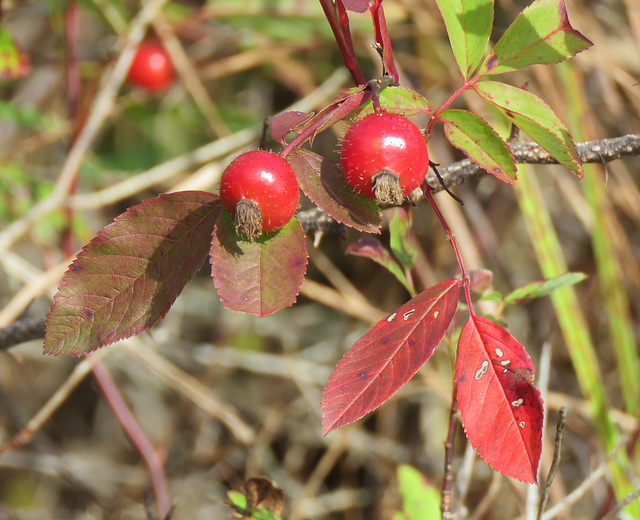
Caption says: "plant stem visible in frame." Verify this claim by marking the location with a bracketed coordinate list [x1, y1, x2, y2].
[440, 383, 459, 519]
[91, 359, 171, 519]
[369, 0, 399, 83]
[319, 0, 366, 85]
[423, 186, 473, 314]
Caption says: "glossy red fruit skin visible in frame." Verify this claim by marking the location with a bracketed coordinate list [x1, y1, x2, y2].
[220, 150, 300, 233]
[127, 41, 175, 92]
[340, 112, 429, 199]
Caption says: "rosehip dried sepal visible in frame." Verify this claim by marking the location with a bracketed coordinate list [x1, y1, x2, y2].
[340, 112, 429, 205]
[220, 150, 300, 241]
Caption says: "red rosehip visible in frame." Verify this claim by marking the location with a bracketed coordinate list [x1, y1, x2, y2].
[220, 150, 300, 241]
[340, 112, 429, 205]
[127, 41, 175, 92]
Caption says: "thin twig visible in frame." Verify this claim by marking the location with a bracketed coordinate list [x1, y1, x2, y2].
[121, 341, 256, 444]
[537, 406, 568, 520]
[440, 384, 459, 519]
[0, 346, 113, 455]
[527, 342, 552, 520]
[91, 360, 172, 519]
[541, 434, 629, 520]
[601, 487, 640, 520]
[0, 0, 170, 254]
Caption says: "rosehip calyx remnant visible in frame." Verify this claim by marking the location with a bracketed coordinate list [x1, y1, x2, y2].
[220, 150, 300, 241]
[340, 112, 429, 205]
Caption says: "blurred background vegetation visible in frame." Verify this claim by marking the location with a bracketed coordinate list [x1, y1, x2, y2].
[0, 0, 639, 518]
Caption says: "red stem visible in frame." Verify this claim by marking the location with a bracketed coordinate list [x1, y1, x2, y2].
[319, 0, 366, 85]
[441, 383, 459, 519]
[280, 88, 371, 158]
[91, 359, 171, 519]
[423, 185, 474, 315]
[369, 0, 399, 83]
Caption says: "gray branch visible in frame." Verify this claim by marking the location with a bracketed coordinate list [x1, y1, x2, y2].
[428, 133, 640, 190]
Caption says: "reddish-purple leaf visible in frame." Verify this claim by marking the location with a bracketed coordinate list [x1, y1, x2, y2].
[288, 149, 381, 234]
[343, 0, 371, 13]
[469, 269, 493, 296]
[45, 191, 222, 356]
[270, 111, 311, 143]
[322, 279, 461, 434]
[210, 211, 308, 316]
[455, 316, 543, 484]
[346, 237, 414, 295]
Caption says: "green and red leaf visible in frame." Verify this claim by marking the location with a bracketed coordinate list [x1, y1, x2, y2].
[0, 28, 30, 80]
[45, 191, 222, 356]
[352, 86, 431, 119]
[439, 109, 516, 183]
[474, 81, 582, 177]
[478, 0, 592, 75]
[346, 237, 415, 295]
[455, 316, 543, 483]
[322, 280, 461, 433]
[210, 211, 308, 317]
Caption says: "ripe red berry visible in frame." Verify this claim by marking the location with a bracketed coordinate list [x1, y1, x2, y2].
[340, 112, 429, 205]
[220, 150, 300, 241]
[127, 41, 175, 92]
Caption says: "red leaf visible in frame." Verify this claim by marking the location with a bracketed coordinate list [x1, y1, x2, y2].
[455, 316, 543, 484]
[288, 149, 381, 233]
[210, 211, 308, 316]
[322, 280, 461, 434]
[45, 191, 222, 356]
[270, 111, 311, 143]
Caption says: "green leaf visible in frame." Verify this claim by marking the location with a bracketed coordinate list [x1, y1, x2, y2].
[210, 211, 308, 317]
[346, 238, 416, 296]
[474, 81, 582, 177]
[396, 465, 441, 520]
[505, 272, 587, 305]
[389, 208, 418, 269]
[352, 86, 431, 119]
[480, 291, 503, 302]
[434, 0, 494, 79]
[478, 0, 592, 75]
[0, 28, 30, 80]
[439, 109, 516, 183]
[226, 490, 248, 510]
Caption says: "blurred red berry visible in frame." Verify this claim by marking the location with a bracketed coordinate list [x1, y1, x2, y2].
[127, 40, 175, 92]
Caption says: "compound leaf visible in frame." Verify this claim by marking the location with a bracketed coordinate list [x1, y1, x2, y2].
[45, 191, 222, 356]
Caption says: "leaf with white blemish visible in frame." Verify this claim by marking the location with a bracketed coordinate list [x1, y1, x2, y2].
[321, 280, 461, 434]
[455, 316, 543, 484]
